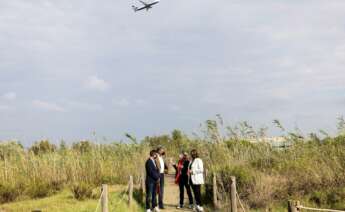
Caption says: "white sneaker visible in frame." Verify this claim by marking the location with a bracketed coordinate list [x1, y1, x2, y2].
[188, 204, 194, 209]
[146, 210, 152, 212]
[176, 204, 183, 209]
[196, 205, 204, 212]
[154, 207, 160, 212]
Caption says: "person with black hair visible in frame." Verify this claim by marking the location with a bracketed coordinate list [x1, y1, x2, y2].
[189, 149, 204, 212]
[173, 152, 194, 209]
[155, 147, 167, 209]
[145, 150, 160, 212]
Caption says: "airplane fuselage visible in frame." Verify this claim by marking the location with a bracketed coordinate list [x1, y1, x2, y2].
[132, 0, 159, 12]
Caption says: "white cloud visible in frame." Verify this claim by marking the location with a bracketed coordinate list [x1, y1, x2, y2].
[112, 98, 150, 108]
[2, 92, 16, 101]
[66, 100, 103, 111]
[112, 98, 130, 107]
[169, 105, 181, 112]
[84, 76, 110, 92]
[32, 100, 65, 112]
[0, 105, 10, 111]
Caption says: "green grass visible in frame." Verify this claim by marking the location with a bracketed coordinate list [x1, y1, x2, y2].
[0, 188, 143, 212]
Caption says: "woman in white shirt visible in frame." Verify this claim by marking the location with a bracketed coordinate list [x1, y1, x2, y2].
[189, 149, 204, 212]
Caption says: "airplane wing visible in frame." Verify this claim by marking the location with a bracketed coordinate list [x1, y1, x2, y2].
[136, 6, 147, 11]
[138, 0, 148, 6]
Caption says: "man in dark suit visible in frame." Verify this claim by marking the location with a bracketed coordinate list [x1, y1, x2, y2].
[145, 150, 160, 212]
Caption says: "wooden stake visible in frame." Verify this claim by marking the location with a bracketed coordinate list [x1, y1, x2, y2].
[128, 176, 134, 206]
[213, 173, 219, 209]
[288, 200, 298, 212]
[230, 176, 237, 212]
[101, 184, 108, 212]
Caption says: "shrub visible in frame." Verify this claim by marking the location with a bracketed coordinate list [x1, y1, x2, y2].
[0, 183, 20, 203]
[71, 183, 94, 200]
[29, 140, 56, 155]
[310, 191, 327, 206]
[218, 166, 256, 198]
[26, 182, 52, 198]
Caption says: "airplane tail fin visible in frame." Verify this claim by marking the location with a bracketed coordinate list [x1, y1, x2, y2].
[132, 5, 138, 12]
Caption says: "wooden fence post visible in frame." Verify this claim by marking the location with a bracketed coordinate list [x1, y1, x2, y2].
[128, 176, 134, 206]
[288, 200, 298, 212]
[230, 176, 237, 212]
[101, 184, 109, 212]
[213, 173, 219, 209]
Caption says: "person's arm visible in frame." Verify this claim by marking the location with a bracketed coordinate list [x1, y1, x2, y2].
[164, 161, 169, 171]
[173, 163, 177, 171]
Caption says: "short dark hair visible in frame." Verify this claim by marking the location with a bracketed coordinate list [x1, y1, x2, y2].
[191, 149, 199, 158]
[150, 150, 157, 157]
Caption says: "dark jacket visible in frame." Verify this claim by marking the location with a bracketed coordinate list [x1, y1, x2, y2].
[181, 160, 190, 177]
[173, 159, 190, 182]
[145, 158, 160, 184]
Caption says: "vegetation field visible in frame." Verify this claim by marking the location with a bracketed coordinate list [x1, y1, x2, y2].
[0, 185, 142, 212]
[1, 117, 345, 211]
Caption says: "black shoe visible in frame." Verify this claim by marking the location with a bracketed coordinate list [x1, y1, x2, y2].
[159, 206, 165, 209]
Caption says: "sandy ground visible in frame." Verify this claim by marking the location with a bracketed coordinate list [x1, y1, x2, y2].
[163, 174, 201, 212]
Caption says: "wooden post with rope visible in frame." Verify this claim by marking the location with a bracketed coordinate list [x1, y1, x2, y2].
[230, 176, 237, 212]
[101, 184, 108, 212]
[128, 175, 134, 206]
[213, 173, 219, 209]
[288, 200, 298, 212]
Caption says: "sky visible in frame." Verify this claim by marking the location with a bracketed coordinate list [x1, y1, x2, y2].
[0, 0, 345, 144]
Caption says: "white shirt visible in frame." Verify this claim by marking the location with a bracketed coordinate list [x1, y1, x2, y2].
[158, 155, 165, 174]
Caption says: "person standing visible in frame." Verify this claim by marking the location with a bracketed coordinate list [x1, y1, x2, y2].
[189, 149, 204, 212]
[156, 147, 167, 209]
[174, 152, 194, 209]
[145, 150, 160, 212]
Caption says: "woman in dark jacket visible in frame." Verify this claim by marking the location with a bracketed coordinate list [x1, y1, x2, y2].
[173, 152, 193, 209]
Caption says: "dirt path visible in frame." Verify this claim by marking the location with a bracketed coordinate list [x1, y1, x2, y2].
[163, 174, 193, 212]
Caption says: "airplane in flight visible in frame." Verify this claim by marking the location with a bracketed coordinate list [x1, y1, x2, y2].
[132, 0, 160, 12]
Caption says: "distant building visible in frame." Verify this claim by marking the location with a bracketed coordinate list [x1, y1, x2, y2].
[247, 136, 290, 148]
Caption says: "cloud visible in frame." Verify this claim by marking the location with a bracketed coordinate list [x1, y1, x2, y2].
[169, 105, 181, 112]
[65, 100, 103, 111]
[32, 100, 65, 112]
[1, 0, 345, 142]
[0, 105, 10, 111]
[112, 98, 130, 107]
[84, 76, 110, 92]
[2, 92, 16, 101]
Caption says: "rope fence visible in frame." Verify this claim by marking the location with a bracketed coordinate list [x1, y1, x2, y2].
[298, 205, 345, 212]
[94, 189, 104, 212]
[236, 191, 246, 212]
[289, 200, 345, 212]
[212, 173, 246, 212]
[93, 176, 134, 212]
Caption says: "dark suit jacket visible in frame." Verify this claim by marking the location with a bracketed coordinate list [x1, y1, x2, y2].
[145, 158, 160, 184]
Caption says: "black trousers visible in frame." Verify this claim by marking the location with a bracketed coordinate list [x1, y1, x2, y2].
[190, 180, 202, 206]
[179, 177, 193, 206]
[158, 173, 164, 208]
[145, 181, 157, 209]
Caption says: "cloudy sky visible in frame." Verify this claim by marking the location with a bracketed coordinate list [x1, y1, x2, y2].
[0, 0, 345, 144]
